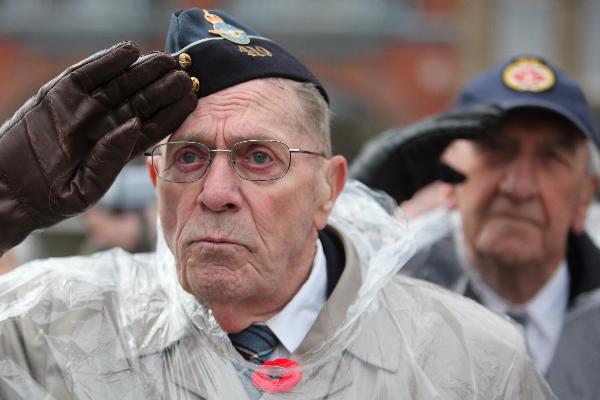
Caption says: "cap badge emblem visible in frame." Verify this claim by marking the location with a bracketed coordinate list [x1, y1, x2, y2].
[203, 9, 250, 45]
[502, 57, 556, 93]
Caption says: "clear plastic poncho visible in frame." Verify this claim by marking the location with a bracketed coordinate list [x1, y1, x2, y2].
[0, 181, 553, 399]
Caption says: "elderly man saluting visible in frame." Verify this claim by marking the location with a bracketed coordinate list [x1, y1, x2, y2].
[353, 56, 600, 400]
[0, 8, 551, 399]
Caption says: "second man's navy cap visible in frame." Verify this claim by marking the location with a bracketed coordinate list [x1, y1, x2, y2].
[456, 55, 599, 148]
[165, 8, 328, 103]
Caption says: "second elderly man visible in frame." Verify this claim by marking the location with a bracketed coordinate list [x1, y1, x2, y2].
[353, 56, 600, 400]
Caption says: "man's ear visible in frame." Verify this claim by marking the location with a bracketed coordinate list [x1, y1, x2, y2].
[314, 155, 347, 230]
[571, 176, 598, 233]
[147, 156, 157, 188]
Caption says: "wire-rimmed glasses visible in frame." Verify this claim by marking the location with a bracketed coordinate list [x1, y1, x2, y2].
[144, 139, 326, 183]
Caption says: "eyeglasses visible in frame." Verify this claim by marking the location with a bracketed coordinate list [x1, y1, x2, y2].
[144, 139, 326, 183]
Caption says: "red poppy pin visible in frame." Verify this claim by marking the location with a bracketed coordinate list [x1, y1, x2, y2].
[252, 358, 302, 393]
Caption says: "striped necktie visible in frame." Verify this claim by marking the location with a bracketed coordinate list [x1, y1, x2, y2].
[506, 310, 529, 329]
[228, 324, 279, 364]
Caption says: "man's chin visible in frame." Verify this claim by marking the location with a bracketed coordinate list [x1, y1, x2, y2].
[474, 228, 546, 268]
[485, 251, 543, 269]
[475, 239, 545, 269]
[184, 267, 249, 303]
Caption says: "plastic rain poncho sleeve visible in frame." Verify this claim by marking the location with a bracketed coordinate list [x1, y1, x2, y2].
[0, 181, 554, 399]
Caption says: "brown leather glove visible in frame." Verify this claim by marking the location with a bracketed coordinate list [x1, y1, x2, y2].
[0, 41, 196, 254]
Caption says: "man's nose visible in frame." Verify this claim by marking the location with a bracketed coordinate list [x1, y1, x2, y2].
[196, 152, 243, 212]
[498, 155, 538, 200]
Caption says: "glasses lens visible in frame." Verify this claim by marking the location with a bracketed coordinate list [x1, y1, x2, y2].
[155, 142, 210, 183]
[231, 140, 291, 181]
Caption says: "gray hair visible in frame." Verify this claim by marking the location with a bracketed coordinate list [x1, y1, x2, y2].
[588, 140, 600, 177]
[267, 78, 332, 155]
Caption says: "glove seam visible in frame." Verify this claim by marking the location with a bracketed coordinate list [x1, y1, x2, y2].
[46, 95, 70, 159]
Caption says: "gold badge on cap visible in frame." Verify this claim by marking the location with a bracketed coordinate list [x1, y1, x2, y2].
[502, 57, 555, 92]
[203, 9, 250, 45]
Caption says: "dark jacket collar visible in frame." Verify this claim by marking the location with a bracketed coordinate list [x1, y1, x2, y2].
[566, 231, 600, 306]
[318, 228, 346, 298]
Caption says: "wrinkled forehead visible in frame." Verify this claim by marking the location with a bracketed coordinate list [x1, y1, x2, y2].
[167, 79, 305, 145]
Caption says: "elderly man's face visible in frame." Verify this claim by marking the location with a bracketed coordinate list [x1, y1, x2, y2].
[446, 110, 597, 270]
[154, 80, 345, 323]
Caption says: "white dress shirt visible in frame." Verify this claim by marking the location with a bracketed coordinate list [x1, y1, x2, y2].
[475, 263, 569, 374]
[265, 239, 328, 359]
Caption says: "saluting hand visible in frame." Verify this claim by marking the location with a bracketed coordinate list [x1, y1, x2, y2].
[0, 41, 196, 253]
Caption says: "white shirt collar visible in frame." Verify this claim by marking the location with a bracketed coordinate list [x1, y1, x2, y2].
[474, 261, 569, 374]
[266, 238, 328, 358]
[527, 262, 569, 341]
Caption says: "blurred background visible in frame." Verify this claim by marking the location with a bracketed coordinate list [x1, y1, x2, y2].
[1, 0, 600, 270]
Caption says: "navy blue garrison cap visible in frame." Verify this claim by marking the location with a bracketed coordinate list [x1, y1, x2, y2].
[456, 55, 600, 148]
[165, 8, 328, 103]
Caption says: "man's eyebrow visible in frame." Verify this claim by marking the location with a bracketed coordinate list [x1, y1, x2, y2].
[169, 132, 281, 144]
[541, 134, 583, 153]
